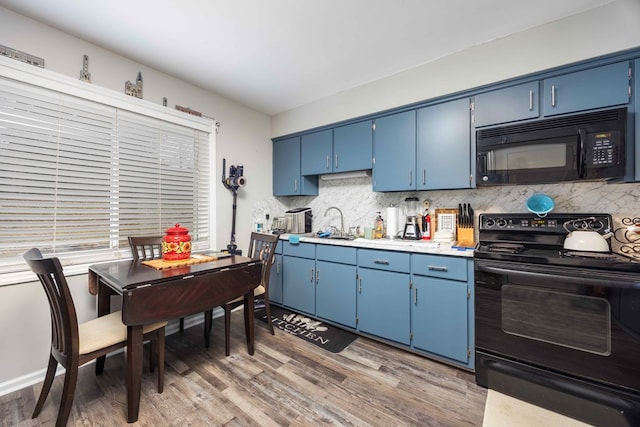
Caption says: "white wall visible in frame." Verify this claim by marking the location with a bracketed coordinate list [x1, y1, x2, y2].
[272, 0, 640, 137]
[0, 6, 271, 389]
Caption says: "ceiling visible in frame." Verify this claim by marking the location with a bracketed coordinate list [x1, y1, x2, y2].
[0, 0, 615, 116]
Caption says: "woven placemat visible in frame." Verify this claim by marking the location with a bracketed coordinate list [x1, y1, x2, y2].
[142, 254, 221, 270]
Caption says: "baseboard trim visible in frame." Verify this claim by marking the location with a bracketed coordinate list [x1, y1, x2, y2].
[0, 308, 223, 397]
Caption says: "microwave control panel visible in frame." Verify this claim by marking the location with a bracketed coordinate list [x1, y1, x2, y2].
[586, 130, 619, 167]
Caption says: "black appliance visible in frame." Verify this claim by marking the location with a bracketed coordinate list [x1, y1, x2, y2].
[475, 213, 640, 427]
[476, 108, 628, 185]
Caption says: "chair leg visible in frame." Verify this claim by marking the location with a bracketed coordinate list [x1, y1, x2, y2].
[157, 327, 165, 393]
[149, 338, 156, 373]
[224, 305, 232, 356]
[32, 354, 58, 419]
[55, 363, 78, 427]
[203, 309, 213, 348]
[95, 355, 106, 375]
[263, 297, 275, 335]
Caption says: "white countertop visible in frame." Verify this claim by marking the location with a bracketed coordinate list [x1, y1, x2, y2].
[278, 234, 474, 257]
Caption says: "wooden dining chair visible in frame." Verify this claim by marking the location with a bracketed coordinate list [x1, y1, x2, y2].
[219, 232, 279, 356]
[128, 236, 213, 346]
[23, 248, 166, 427]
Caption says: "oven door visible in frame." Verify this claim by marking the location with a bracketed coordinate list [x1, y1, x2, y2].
[475, 259, 640, 393]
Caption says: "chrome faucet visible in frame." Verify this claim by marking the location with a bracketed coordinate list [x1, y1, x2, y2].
[324, 206, 344, 233]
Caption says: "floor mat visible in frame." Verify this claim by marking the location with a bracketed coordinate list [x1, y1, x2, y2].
[255, 305, 358, 353]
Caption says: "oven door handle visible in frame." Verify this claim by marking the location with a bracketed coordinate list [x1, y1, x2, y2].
[476, 261, 640, 290]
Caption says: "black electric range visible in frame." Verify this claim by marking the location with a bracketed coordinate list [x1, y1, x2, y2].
[474, 213, 640, 273]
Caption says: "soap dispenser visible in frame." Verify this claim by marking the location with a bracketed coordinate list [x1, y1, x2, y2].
[374, 212, 385, 239]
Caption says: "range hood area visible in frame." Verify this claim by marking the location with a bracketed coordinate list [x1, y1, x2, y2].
[320, 170, 371, 180]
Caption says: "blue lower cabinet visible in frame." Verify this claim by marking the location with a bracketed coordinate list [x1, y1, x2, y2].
[282, 256, 316, 315]
[357, 267, 410, 345]
[411, 276, 469, 364]
[316, 260, 356, 328]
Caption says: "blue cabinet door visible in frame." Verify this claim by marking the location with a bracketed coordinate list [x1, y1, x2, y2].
[542, 61, 630, 116]
[316, 260, 356, 328]
[333, 120, 373, 172]
[473, 81, 539, 127]
[357, 267, 410, 345]
[417, 98, 471, 190]
[301, 129, 333, 175]
[412, 276, 468, 363]
[282, 256, 316, 315]
[273, 136, 318, 196]
[372, 110, 416, 191]
[273, 137, 300, 195]
[269, 253, 283, 304]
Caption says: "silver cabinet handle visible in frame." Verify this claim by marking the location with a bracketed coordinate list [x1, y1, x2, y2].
[276, 261, 280, 274]
[335, 154, 339, 169]
[310, 268, 314, 282]
[316, 269, 319, 284]
[409, 170, 413, 186]
[294, 179, 298, 191]
[551, 85, 556, 107]
[529, 89, 534, 111]
[374, 259, 390, 265]
[422, 169, 426, 185]
[427, 265, 448, 272]
[358, 277, 362, 294]
[326, 155, 330, 170]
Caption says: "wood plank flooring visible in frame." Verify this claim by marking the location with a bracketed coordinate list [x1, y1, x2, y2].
[1, 312, 487, 426]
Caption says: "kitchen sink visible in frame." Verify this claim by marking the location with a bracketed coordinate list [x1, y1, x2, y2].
[326, 234, 355, 240]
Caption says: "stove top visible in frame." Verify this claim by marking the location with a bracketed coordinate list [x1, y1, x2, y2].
[475, 213, 640, 273]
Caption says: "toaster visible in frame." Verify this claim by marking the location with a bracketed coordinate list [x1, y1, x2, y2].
[285, 208, 313, 234]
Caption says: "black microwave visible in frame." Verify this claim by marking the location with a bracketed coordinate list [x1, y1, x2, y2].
[476, 108, 628, 186]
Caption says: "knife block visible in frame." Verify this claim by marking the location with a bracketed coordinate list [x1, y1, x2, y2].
[456, 226, 475, 248]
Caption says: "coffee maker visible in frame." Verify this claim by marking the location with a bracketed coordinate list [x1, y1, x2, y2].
[402, 197, 420, 240]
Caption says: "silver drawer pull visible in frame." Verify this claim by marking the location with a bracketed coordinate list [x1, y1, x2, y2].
[427, 265, 447, 272]
[374, 259, 390, 265]
[182, 274, 195, 280]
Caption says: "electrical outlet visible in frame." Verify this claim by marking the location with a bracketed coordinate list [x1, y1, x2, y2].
[265, 213, 270, 220]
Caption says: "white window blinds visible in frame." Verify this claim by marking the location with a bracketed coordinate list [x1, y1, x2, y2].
[0, 76, 211, 277]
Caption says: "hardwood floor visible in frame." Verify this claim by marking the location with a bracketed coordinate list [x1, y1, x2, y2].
[1, 313, 487, 426]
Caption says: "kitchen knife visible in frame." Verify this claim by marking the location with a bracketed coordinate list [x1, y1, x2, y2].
[458, 203, 463, 227]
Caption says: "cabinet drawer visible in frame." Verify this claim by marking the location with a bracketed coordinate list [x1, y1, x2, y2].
[316, 244, 356, 265]
[358, 249, 410, 273]
[282, 241, 315, 258]
[412, 254, 467, 281]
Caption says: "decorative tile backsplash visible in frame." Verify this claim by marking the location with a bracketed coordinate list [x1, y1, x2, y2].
[254, 176, 640, 252]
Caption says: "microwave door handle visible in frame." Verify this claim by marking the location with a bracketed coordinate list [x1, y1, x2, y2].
[477, 154, 487, 174]
[577, 128, 588, 177]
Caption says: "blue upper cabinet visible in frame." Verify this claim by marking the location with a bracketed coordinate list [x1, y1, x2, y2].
[273, 136, 318, 196]
[373, 110, 416, 191]
[301, 121, 373, 176]
[417, 98, 471, 190]
[542, 61, 631, 117]
[473, 81, 539, 127]
[301, 129, 333, 175]
[333, 120, 373, 172]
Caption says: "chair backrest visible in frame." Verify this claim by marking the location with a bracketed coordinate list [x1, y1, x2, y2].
[247, 232, 279, 290]
[128, 236, 163, 261]
[23, 248, 79, 364]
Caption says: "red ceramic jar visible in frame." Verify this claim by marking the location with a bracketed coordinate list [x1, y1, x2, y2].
[162, 223, 192, 260]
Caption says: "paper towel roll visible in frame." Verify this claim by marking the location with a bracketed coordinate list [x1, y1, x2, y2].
[386, 207, 399, 238]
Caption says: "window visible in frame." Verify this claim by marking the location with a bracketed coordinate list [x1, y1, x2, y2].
[0, 60, 215, 284]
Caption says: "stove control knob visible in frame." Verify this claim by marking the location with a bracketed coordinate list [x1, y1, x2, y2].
[496, 219, 507, 228]
[485, 218, 495, 228]
[588, 219, 604, 231]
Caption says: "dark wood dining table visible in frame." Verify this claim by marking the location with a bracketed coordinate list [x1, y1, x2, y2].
[87, 255, 262, 423]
